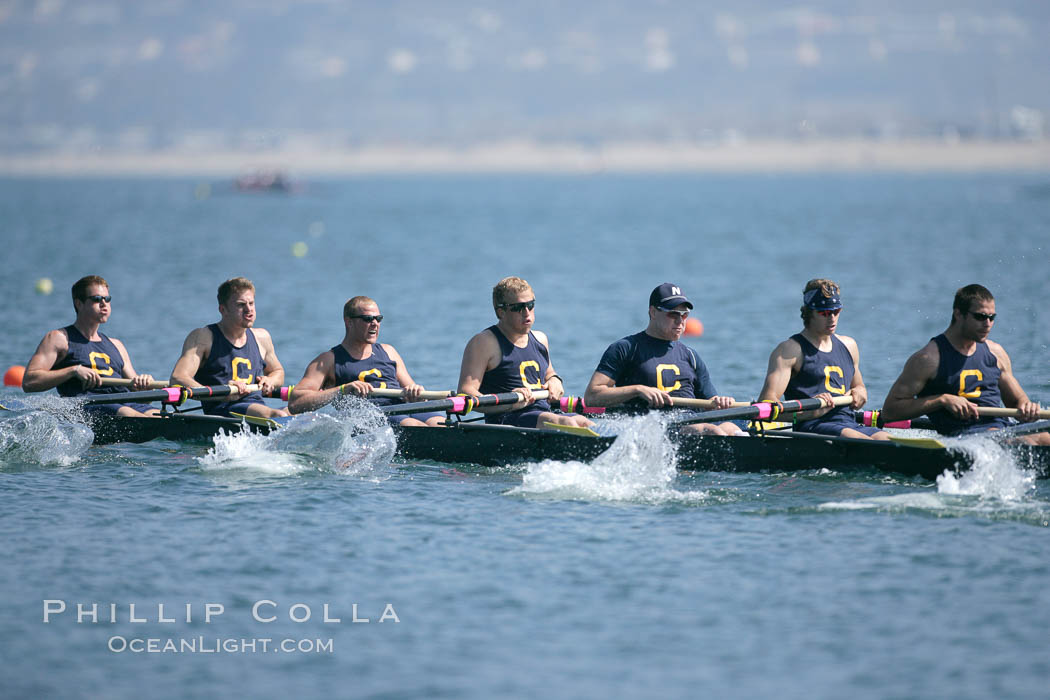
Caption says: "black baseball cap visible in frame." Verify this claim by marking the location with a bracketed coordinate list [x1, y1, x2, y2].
[649, 283, 694, 311]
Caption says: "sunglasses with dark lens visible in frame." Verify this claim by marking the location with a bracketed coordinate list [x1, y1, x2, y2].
[969, 311, 996, 322]
[350, 314, 383, 323]
[817, 308, 841, 317]
[85, 295, 112, 304]
[664, 310, 689, 320]
[499, 300, 535, 313]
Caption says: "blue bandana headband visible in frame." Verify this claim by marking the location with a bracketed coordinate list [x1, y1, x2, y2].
[803, 287, 842, 311]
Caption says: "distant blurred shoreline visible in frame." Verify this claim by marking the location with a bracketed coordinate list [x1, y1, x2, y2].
[2, 139, 1049, 175]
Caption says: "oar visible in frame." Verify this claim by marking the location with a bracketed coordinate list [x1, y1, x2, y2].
[78, 384, 283, 406]
[367, 388, 452, 400]
[99, 377, 170, 390]
[378, 391, 601, 417]
[976, 406, 1050, 420]
[672, 395, 854, 427]
[380, 390, 550, 417]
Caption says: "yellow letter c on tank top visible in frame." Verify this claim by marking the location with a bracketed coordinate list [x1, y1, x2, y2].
[656, 364, 682, 393]
[88, 352, 114, 376]
[823, 366, 846, 394]
[958, 369, 982, 398]
[519, 360, 542, 389]
[357, 368, 387, 389]
[231, 357, 255, 384]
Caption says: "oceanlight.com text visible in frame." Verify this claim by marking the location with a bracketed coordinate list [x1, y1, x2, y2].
[107, 636, 334, 654]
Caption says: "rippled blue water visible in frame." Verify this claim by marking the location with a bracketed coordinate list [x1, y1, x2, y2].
[2, 174, 1050, 698]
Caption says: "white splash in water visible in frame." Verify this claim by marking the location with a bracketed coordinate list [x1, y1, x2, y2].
[196, 399, 396, 476]
[0, 409, 93, 466]
[198, 428, 307, 475]
[509, 413, 709, 504]
[935, 434, 1036, 501]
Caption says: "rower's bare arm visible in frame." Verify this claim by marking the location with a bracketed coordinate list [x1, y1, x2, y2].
[22, 329, 88, 392]
[584, 371, 670, 408]
[170, 327, 209, 388]
[882, 343, 971, 421]
[532, 331, 564, 401]
[110, 337, 155, 390]
[253, 328, 285, 391]
[991, 341, 1039, 421]
[758, 340, 798, 402]
[387, 344, 424, 401]
[457, 331, 522, 413]
[841, 336, 867, 409]
[287, 352, 338, 414]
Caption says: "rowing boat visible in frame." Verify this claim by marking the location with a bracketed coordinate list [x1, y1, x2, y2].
[74, 411, 1050, 481]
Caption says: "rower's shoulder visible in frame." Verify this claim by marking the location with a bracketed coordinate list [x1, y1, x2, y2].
[902, 338, 940, 374]
[530, 328, 550, 346]
[984, 338, 1010, 365]
[250, 326, 273, 340]
[834, 333, 860, 352]
[41, 327, 71, 346]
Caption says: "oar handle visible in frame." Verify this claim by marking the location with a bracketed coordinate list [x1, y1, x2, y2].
[99, 377, 170, 390]
[977, 406, 1050, 420]
[855, 410, 912, 429]
[669, 397, 751, 410]
[368, 388, 452, 400]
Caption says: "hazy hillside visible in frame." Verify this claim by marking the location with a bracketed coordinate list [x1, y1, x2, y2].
[1, 0, 1047, 154]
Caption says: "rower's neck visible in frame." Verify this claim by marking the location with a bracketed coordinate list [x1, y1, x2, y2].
[73, 318, 102, 341]
[943, 326, 978, 355]
[495, 321, 529, 346]
[342, 336, 373, 359]
[801, 327, 832, 349]
[217, 319, 249, 345]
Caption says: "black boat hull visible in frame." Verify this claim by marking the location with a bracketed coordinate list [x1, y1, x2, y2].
[84, 413, 1050, 481]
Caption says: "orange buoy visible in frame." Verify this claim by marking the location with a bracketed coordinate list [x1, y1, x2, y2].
[3, 365, 25, 387]
[684, 317, 704, 337]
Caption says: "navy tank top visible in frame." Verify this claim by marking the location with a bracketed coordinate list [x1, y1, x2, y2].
[332, 343, 402, 407]
[918, 334, 1003, 434]
[478, 325, 551, 412]
[53, 325, 129, 397]
[194, 324, 265, 392]
[785, 333, 855, 422]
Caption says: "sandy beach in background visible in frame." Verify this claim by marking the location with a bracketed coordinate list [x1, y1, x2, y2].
[2, 139, 1049, 176]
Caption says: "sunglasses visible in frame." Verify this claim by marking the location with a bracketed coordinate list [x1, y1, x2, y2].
[84, 295, 112, 304]
[663, 310, 689, 321]
[498, 300, 535, 313]
[816, 308, 841, 317]
[969, 311, 996, 322]
[350, 314, 383, 323]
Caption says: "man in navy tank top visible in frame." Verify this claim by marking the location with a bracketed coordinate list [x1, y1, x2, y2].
[584, 283, 745, 435]
[883, 284, 1049, 444]
[759, 279, 889, 439]
[23, 275, 159, 417]
[287, 296, 445, 426]
[170, 277, 290, 419]
[458, 276, 594, 430]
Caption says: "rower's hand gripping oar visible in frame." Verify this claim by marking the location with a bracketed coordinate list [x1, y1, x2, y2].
[379, 390, 604, 417]
[671, 394, 854, 427]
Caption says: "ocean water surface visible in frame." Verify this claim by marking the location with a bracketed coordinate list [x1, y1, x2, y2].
[2, 174, 1050, 698]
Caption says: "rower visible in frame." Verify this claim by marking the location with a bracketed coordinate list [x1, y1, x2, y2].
[882, 284, 1050, 444]
[458, 276, 593, 429]
[758, 279, 889, 439]
[169, 277, 289, 419]
[22, 275, 159, 417]
[287, 296, 445, 426]
[583, 283, 744, 435]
